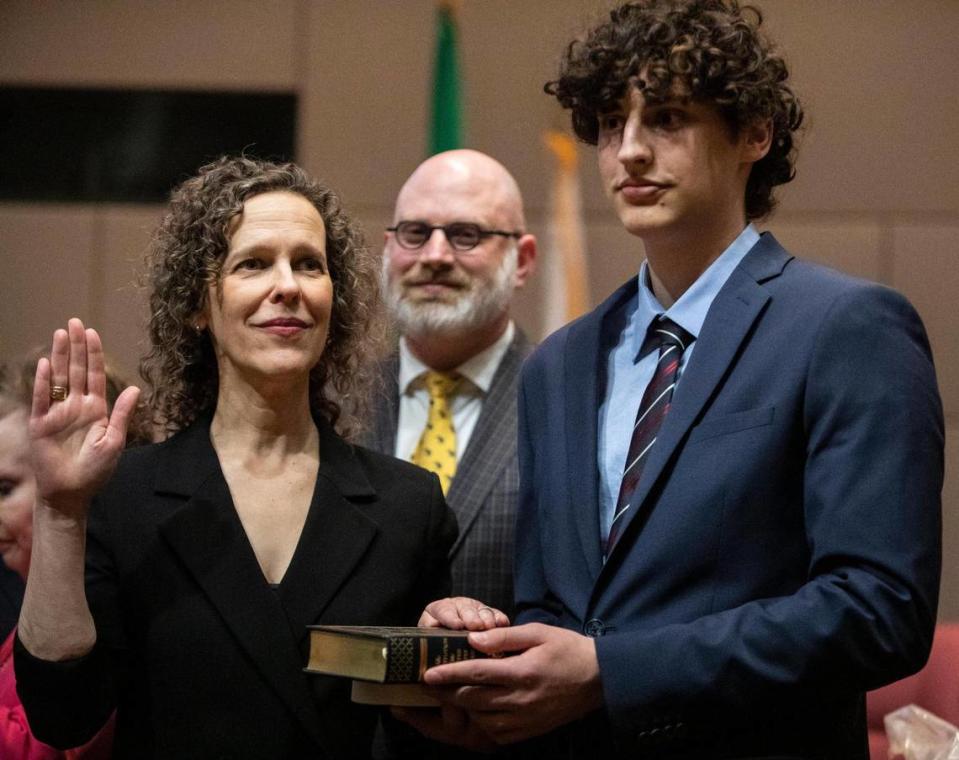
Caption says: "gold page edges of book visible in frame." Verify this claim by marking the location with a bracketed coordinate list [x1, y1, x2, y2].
[350, 681, 440, 707]
[305, 625, 484, 683]
[306, 627, 389, 681]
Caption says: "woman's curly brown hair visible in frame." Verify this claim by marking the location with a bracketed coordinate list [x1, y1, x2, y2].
[546, 0, 803, 219]
[140, 156, 383, 438]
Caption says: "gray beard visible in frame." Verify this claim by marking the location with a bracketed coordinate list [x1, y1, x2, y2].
[384, 245, 517, 339]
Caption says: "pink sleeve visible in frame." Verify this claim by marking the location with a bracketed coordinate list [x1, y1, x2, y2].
[0, 702, 62, 760]
[0, 630, 114, 760]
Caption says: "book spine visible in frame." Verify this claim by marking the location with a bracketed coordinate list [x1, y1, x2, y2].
[384, 636, 481, 682]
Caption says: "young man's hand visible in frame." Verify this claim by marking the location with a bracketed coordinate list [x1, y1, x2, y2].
[404, 622, 605, 745]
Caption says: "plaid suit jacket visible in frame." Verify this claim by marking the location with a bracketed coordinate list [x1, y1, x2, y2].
[361, 328, 532, 618]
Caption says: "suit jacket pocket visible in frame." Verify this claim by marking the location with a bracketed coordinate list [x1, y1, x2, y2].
[686, 406, 775, 444]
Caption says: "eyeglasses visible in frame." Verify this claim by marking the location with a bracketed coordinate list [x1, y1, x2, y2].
[386, 221, 521, 253]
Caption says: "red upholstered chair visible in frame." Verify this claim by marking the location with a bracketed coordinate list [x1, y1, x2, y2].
[866, 623, 959, 759]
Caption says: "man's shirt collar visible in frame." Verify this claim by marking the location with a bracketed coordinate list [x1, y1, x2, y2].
[632, 224, 759, 361]
[399, 320, 515, 394]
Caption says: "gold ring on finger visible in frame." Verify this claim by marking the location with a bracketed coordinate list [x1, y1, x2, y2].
[50, 385, 68, 402]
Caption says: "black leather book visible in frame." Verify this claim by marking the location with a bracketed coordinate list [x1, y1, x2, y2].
[304, 625, 486, 683]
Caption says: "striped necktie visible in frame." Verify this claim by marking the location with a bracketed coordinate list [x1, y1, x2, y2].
[410, 371, 459, 494]
[604, 317, 695, 558]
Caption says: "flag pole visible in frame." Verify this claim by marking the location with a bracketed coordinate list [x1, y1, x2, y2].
[430, 0, 463, 154]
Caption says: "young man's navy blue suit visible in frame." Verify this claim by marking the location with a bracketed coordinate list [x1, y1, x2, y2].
[514, 232, 943, 757]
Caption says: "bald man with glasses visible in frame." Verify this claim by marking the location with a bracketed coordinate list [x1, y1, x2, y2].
[363, 150, 537, 619]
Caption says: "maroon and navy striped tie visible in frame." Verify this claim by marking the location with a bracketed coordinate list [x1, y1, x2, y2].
[604, 317, 695, 558]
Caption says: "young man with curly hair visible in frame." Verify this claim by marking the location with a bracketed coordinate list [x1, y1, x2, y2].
[400, 1, 944, 758]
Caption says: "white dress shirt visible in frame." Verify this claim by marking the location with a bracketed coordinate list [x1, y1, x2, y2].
[395, 321, 515, 462]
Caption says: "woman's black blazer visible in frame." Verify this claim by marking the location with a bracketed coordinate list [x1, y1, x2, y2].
[16, 415, 456, 759]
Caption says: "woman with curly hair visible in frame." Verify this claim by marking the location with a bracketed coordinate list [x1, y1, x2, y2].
[13, 157, 457, 758]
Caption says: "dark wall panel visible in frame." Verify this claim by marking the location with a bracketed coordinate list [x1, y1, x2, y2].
[0, 87, 296, 203]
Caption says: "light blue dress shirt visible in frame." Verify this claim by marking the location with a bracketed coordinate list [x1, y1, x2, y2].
[597, 225, 760, 541]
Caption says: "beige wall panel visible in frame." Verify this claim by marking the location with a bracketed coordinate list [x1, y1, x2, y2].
[298, 0, 959, 227]
[941, 425, 958, 620]
[763, 1, 959, 214]
[452, 1, 613, 217]
[351, 206, 391, 247]
[509, 210, 546, 342]
[760, 217, 883, 282]
[97, 206, 165, 382]
[299, 1, 435, 209]
[509, 280, 541, 343]
[889, 225, 959, 421]
[0, 204, 96, 358]
[510, 215, 642, 341]
[298, 0, 613, 216]
[0, 0, 298, 90]
[581, 218, 647, 306]
[349, 205, 392, 344]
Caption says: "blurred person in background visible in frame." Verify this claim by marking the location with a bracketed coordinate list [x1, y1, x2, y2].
[13, 156, 457, 759]
[0, 351, 148, 758]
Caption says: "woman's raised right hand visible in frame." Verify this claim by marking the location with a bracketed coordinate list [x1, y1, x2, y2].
[29, 318, 140, 517]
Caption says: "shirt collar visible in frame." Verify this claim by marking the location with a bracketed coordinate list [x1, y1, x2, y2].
[632, 224, 759, 360]
[398, 320, 515, 395]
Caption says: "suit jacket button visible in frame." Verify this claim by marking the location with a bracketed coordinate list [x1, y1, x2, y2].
[584, 618, 606, 637]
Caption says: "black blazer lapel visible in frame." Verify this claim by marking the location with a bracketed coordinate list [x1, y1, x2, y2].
[154, 419, 347, 754]
[279, 422, 378, 640]
[606, 234, 793, 559]
[566, 281, 639, 582]
[446, 329, 531, 553]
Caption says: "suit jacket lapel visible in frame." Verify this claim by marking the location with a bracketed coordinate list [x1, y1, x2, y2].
[154, 418, 373, 754]
[446, 329, 531, 553]
[606, 234, 793, 559]
[566, 281, 639, 582]
[279, 422, 378, 640]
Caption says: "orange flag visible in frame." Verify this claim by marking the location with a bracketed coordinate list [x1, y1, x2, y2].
[542, 130, 590, 336]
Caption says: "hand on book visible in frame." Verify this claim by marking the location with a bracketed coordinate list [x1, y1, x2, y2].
[419, 597, 510, 631]
[417, 622, 604, 745]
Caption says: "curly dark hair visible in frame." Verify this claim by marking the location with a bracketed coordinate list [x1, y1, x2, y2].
[140, 156, 383, 438]
[546, 0, 803, 219]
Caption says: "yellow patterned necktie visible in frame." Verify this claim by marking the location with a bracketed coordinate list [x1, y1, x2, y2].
[411, 371, 459, 494]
